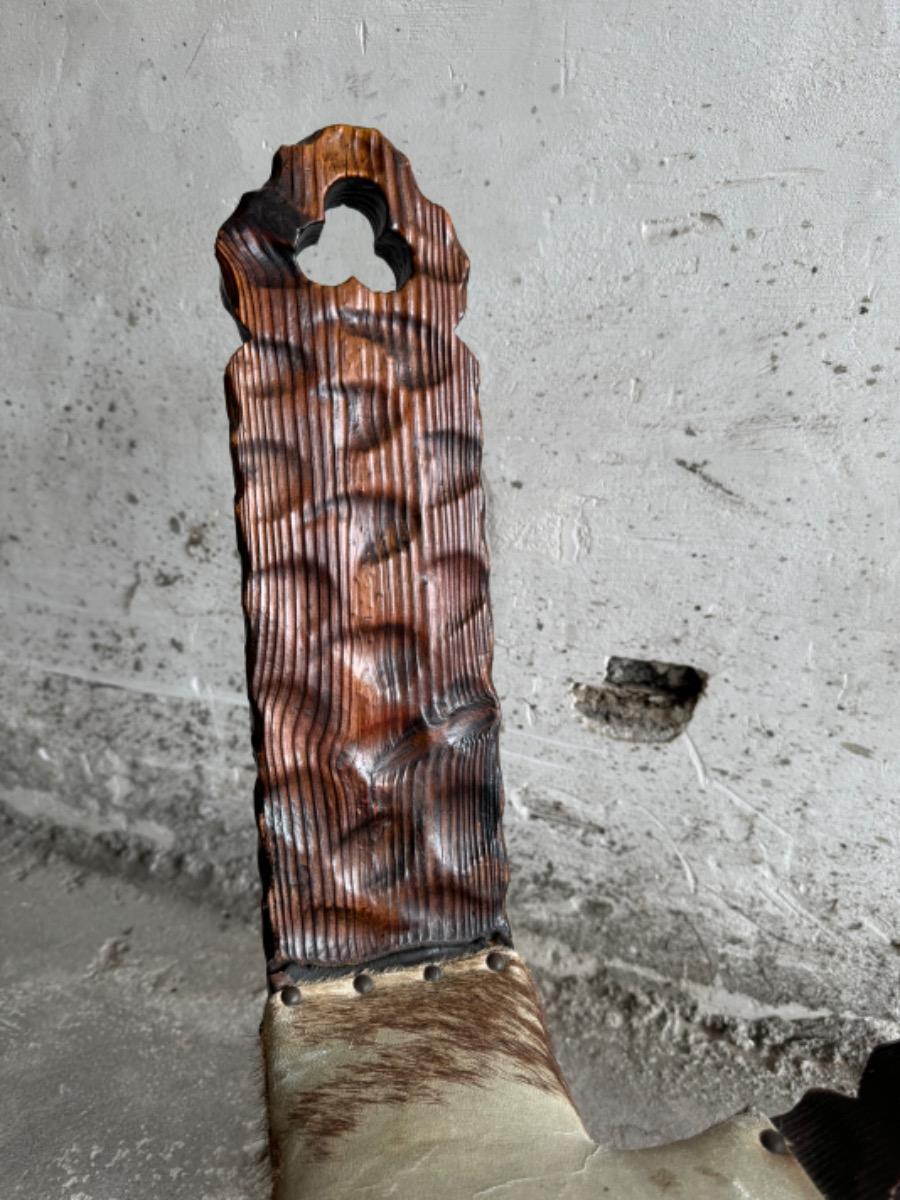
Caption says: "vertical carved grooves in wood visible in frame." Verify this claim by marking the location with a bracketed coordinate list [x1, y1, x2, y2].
[217, 126, 510, 972]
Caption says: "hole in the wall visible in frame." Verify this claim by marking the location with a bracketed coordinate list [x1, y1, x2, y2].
[571, 657, 707, 744]
[296, 177, 412, 292]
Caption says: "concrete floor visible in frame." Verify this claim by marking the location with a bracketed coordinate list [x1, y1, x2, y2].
[1, 847, 267, 1200]
[0, 836, 887, 1200]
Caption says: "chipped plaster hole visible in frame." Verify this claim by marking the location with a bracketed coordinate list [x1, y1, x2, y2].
[572, 657, 707, 744]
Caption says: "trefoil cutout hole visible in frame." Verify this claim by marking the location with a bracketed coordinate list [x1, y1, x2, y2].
[295, 176, 412, 293]
[572, 656, 707, 744]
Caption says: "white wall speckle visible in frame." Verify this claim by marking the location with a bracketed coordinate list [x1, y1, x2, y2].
[1, 0, 898, 1017]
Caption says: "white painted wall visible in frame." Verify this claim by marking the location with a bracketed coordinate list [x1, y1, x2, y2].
[2, 0, 898, 1019]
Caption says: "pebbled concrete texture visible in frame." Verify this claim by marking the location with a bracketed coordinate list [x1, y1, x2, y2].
[1, 0, 899, 1095]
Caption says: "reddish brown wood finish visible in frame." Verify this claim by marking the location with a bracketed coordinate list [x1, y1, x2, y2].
[216, 126, 510, 975]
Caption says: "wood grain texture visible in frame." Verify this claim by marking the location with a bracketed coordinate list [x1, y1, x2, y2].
[216, 125, 510, 975]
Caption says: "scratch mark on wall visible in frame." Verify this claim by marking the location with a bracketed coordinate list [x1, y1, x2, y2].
[682, 911, 716, 983]
[704, 167, 825, 191]
[674, 458, 744, 504]
[682, 731, 708, 790]
[560, 16, 569, 96]
[506, 728, 611, 761]
[185, 27, 208, 75]
[632, 799, 698, 895]
[503, 748, 579, 775]
[713, 779, 795, 849]
[640, 212, 723, 244]
[716, 893, 799, 947]
[526, 799, 608, 839]
[7, 656, 246, 708]
[763, 883, 837, 944]
[0, 300, 65, 320]
[856, 914, 895, 945]
[357, 17, 368, 55]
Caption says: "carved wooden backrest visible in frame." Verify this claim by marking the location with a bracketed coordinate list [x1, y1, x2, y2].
[216, 126, 509, 983]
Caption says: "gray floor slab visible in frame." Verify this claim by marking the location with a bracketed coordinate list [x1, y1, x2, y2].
[0, 849, 268, 1200]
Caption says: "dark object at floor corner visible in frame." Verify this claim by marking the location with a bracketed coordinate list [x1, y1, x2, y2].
[772, 1040, 900, 1199]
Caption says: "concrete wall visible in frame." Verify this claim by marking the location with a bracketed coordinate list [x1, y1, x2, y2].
[2, 0, 898, 1022]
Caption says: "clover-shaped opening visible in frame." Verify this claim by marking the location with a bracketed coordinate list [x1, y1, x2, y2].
[296, 177, 413, 292]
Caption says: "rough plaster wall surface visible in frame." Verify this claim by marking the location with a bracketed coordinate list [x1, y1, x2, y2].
[2, 0, 898, 1031]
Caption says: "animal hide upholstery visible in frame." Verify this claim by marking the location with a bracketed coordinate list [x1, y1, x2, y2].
[262, 950, 818, 1199]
